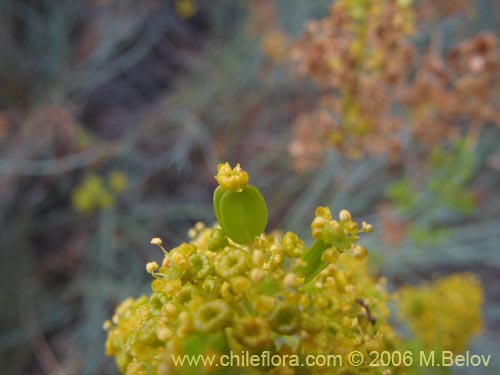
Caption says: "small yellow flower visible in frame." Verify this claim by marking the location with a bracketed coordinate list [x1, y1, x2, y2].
[146, 261, 159, 273]
[215, 162, 249, 191]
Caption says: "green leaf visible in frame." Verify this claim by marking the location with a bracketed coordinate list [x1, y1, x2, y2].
[297, 240, 330, 284]
[213, 186, 225, 227]
[184, 331, 228, 356]
[218, 185, 268, 244]
[257, 275, 282, 295]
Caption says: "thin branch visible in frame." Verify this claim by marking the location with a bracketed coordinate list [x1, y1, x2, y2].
[0, 144, 121, 176]
[19, 278, 68, 375]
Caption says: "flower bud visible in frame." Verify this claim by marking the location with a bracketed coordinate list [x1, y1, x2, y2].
[151, 237, 163, 245]
[146, 261, 159, 273]
[339, 209, 352, 222]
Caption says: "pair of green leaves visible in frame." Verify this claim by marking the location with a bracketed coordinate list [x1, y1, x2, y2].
[213, 185, 268, 245]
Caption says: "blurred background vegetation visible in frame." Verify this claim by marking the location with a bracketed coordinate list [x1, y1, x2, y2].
[0, 0, 499, 374]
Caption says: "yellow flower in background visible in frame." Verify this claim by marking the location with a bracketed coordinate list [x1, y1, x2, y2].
[109, 170, 128, 193]
[72, 170, 128, 214]
[397, 273, 483, 353]
[175, 0, 196, 19]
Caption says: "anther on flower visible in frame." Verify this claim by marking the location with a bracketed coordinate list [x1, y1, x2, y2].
[215, 162, 249, 191]
[234, 317, 272, 349]
[193, 299, 233, 333]
[146, 261, 159, 274]
[339, 209, 352, 222]
[151, 237, 163, 246]
[268, 301, 301, 335]
[151, 237, 168, 255]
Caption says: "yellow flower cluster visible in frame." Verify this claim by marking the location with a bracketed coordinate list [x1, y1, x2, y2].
[214, 162, 249, 192]
[104, 165, 483, 374]
[104, 211, 403, 374]
[72, 170, 128, 214]
[397, 273, 483, 353]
